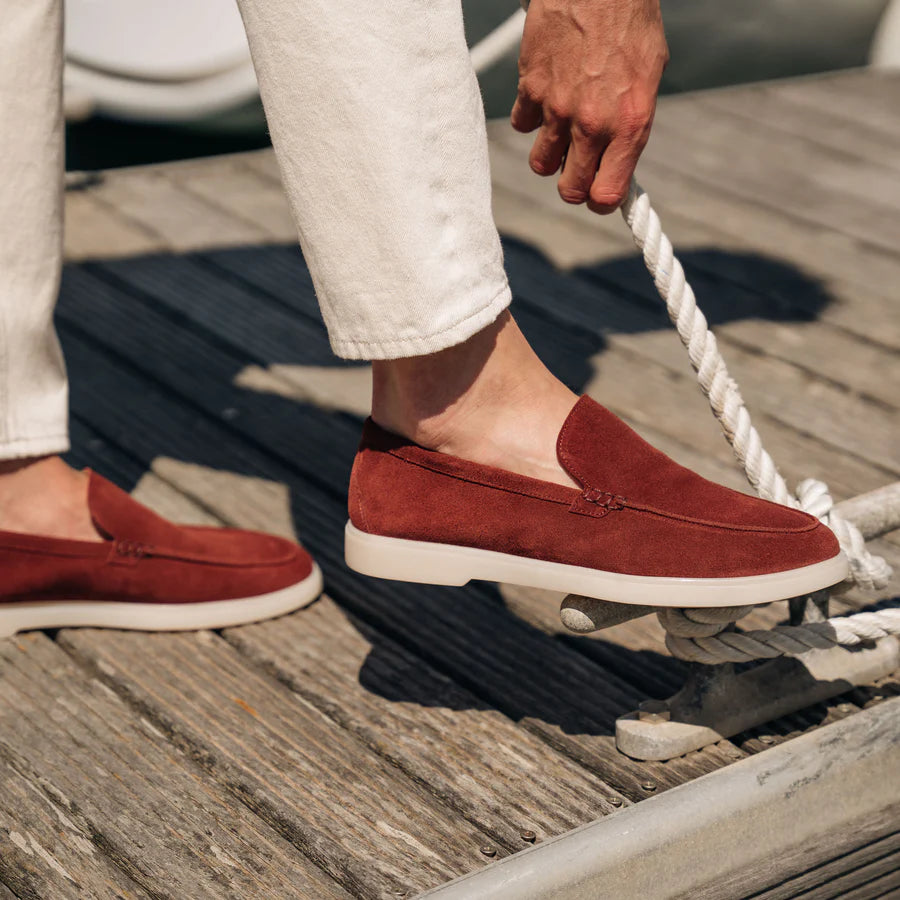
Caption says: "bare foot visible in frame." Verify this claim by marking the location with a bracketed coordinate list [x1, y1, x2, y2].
[0, 456, 104, 541]
[371, 311, 579, 488]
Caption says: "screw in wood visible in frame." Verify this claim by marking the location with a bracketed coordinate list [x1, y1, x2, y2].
[759, 735, 775, 745]
[608, 797, 624, 807]
[837, 703, 854, 714]
[480, 846, 497, 857]
[640, 781, 657, 792]
[520, 830, 536, 843]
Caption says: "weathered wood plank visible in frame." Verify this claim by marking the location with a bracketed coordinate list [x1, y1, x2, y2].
[685, 803, 900, 900]
[0, 756, 150, 900]
[161, 154, 299, 243]
[488, 131, 900, 408]
[489, 122, 900, 353]
[770, 70, 900, 142]
[696, 80, 900, 173]
[64, 182, 166, 262]
[642, 94, 900, 254]
[0, 633, 348, 900]
[85, 167, 269, 252]
[225, 598, 628, 844]
[60, 628, 497, 898]
[749, 830, 900, 900]
[498, 244, 900, 488]
[80, 463, 632, 854]
[835, 869, 900, 900]
[602, 329, 899, 476]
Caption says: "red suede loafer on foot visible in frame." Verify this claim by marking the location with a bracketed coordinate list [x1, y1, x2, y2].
[345, 397, 847, 607]
[0, 471, 322, 636]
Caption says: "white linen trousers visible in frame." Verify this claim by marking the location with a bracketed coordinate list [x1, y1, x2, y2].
[1, 0, 512, 460]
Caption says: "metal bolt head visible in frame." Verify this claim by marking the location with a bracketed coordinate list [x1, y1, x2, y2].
[640, 781, 657, 792]
[609, 797, 623, 807]
[638, 700, 671, 724]
[480, 846, 497, 858]
[759, 735, 775, 745]
[837, 703, 854, 714]
[520, 830, 536, 843]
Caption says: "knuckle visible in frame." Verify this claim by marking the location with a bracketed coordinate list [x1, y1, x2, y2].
[517, 78, 543, 104]
[574, 113, 607, 141]
[545, 99, 572, 123]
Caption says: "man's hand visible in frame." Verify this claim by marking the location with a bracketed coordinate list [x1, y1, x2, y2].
[511, 0, 668, 214]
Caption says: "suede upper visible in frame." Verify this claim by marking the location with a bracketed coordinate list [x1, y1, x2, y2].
[348, 396, 839, 579]
[0, 471, 313, 603]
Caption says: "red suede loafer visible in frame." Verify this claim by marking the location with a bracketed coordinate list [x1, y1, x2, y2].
[345, 397, 847, 607]
[0, 471, 322, 636]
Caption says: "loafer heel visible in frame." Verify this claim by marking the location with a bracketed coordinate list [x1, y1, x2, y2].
[345, 522, 471, 586]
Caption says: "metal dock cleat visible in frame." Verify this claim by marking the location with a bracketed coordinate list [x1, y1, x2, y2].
[562, 486, 900, 761]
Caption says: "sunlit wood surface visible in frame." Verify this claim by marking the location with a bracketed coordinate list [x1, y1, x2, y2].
[3, 68, 898, 898]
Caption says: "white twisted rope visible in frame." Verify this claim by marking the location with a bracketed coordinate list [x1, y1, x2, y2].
[621, 180, 891, 593]
[619, 179, 896, 663]
[659, 607, 900, 664]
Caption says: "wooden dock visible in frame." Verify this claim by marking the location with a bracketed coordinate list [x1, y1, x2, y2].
[2, 68, 899, 898]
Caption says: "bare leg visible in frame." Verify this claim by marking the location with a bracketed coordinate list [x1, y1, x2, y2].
[372, 311, 579, 488]
[0, 2, 93, 541]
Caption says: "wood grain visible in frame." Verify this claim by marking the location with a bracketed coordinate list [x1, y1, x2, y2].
[42, 68, 900, 897]
[0, 634, 348, 900]
[0, 756, 150, 900]
[59, 628, 496, 898]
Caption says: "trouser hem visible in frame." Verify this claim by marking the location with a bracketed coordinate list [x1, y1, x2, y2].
[0, 433, 70, 461]
[329, 283, 512, 361]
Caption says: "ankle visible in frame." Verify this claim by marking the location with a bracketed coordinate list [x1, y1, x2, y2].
[0, 456, 102, 541]
[372, 311, 551, 441]
[370, 312, 579, 487]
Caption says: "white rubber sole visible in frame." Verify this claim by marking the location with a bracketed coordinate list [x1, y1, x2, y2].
[0, 564, 323, 638]
[345, 522, 848, 608]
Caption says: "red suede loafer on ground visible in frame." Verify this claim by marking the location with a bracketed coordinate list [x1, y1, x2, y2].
[345, 396, 847, 607]
[0, 471, 322, 636]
